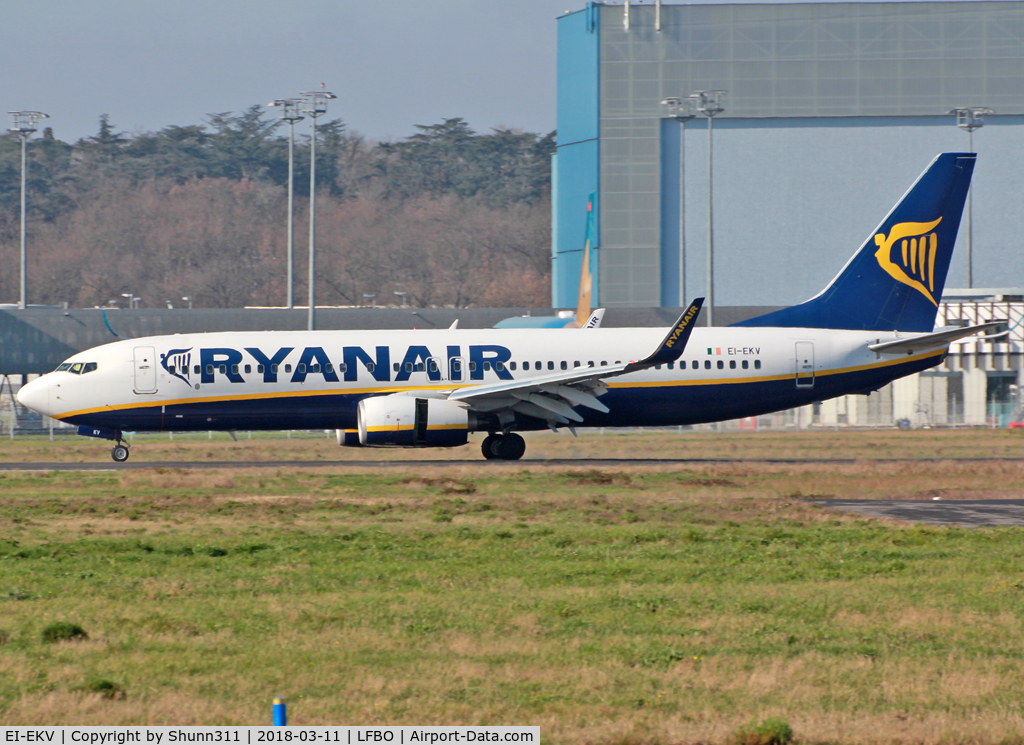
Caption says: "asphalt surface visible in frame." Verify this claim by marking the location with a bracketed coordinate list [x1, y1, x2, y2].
[808, 499, 1024, 527]
[2, 456, 1024, 471]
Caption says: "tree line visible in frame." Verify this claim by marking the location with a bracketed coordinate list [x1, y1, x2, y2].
[0, 109, 554, 309]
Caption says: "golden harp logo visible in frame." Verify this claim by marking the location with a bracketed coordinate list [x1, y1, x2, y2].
[873, 218, 943, 306]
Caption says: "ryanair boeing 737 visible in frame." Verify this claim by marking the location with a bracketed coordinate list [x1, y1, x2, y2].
[18, 153, 998, 462]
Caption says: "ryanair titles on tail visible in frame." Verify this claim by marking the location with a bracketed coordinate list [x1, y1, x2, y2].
[159, 345, 516, 386]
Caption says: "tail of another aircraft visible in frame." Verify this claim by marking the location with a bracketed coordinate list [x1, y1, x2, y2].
[735, 153, 976, 333]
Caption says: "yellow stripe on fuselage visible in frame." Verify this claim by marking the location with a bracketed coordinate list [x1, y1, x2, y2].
[52, 349, 943, 421]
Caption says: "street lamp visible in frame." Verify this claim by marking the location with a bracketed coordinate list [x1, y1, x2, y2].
[660, 96, 696, 307]
[298, 88, 337, 331]
[122, 292, 135, 309]
[268, 99, 305, 309]
[947, 106, 993, 288]
[8, 111, 49, 310]
[393, 291, 407, 308]
[181, 296, 193, 310]
[692, 91, 725, 326]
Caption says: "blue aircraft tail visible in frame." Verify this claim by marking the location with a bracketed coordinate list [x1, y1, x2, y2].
[734, 153, 976, 332]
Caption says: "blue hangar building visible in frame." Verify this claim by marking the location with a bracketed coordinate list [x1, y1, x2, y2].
[552, 1, 1024, 311]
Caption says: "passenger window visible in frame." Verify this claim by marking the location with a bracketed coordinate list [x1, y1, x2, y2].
[667, 362, 674, 370]
[601, 361, 607, 366]
[258, 365, 265, 373]
[285, 364, 292, 373]
[194, 365, 201, 375]
[469, 362, 477, 372]
[497, 361, 507, 372]
[589, 361, 595, 367]
[231, 364, 239, 374]
[405, 362, 413, 372]
[560, 361, 567, 370]
[573, 361, 580, 368]
[692, 361, 698, 369]
[244, 364, 251, 374]
[717, 360, 724, 370]
[311, 364, 320, 373]
[167, 365, 175, 375]
[415, 362, 424, 372]
[754, 360, 761, 369]
[325, 363, 333, 374]
[483, 362, 491, 371]
[451, 360, 461, 372]
[510, 362, 517, 371]
[83, 362, 98, 374]
[219, 365, 227, 375]
[297, 364, 306, 374]
[729, 360, 736, 369]
[338, 363, 347, 372]
[271, 364, 278, 374]
[655, 365, 662, 370]
[393, 363, 400, 372]
[366, 363, 375, 373]
[206, 364, 214, 375]
[704, 360, 711, 370]
[547, 361, 554, 370]
[742, 360, 749, 369]
[536, 361, 543, 369]
[428, 360, 438, 373]
[56, 363, 72, 371]
[523, 361, 529, 371]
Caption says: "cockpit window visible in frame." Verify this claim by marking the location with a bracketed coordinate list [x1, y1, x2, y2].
[83, 362, 98, 374]
[69, 363, 84, 374]
[56, 363, 72, 372]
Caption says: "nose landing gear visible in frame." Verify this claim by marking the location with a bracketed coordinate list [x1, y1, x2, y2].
[481, 432, 526, 461]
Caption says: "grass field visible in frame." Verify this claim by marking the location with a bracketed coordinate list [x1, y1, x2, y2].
[2, 430, 1024, 743]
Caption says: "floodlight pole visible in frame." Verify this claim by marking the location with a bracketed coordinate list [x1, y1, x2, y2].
[269, 100, 306, 309]
[693, 92, 725, 326]
[660, 97, 696, 307]
[9, 111, 49, 310]
[299, 89, 337, 331]
[947, 106, 993, 289]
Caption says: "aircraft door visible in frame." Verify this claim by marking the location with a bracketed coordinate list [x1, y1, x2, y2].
[134, 346, 158, 394]
[449, 357, 466, 382]
[795, 342, 815, 388]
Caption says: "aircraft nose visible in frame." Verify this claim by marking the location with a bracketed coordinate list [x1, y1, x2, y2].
[17, 376, 52, 417]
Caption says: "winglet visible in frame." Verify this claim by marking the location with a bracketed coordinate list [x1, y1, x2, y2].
[625, 298, 704, 373]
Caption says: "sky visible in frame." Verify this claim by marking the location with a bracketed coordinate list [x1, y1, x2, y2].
[1, 0, 583, 144]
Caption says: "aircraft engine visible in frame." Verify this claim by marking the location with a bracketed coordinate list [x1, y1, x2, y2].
[357, 394, 473, 447]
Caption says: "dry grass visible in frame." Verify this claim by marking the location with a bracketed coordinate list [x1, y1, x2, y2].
[2, 432, 1024, 741]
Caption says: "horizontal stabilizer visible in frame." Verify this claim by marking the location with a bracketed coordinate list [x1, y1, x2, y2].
[867, 321, 1004, 354]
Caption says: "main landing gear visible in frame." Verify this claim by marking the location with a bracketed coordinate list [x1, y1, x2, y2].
[111, 438, 130, 463]
[481, 432, 526, 461]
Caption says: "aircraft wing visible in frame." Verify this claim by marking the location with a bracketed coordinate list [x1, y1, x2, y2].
[449, 299, 703, 427]
[867, 321, 1004, 354]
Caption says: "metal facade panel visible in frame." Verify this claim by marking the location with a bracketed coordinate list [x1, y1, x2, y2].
[598, 1, 1024, 118]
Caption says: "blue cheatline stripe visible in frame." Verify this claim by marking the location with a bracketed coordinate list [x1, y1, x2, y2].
[61, 353, 942, 434]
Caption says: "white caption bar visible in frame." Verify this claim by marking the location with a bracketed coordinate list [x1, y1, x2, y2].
[0, 728, 538, 745]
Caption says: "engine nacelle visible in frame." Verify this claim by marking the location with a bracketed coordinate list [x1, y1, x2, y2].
[357, 395, 472, 448]
[336, 429, 361, 446]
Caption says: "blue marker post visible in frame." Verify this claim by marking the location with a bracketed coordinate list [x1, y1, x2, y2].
[273, 697, 287, 726]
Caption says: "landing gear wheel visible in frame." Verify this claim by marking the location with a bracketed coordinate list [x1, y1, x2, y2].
[111, 445, 130, 463]
[481, 434, 499, 460]
[494, 433, 526, 461]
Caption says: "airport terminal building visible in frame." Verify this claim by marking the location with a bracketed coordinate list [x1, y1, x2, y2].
[552, 0, 1024, 310]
